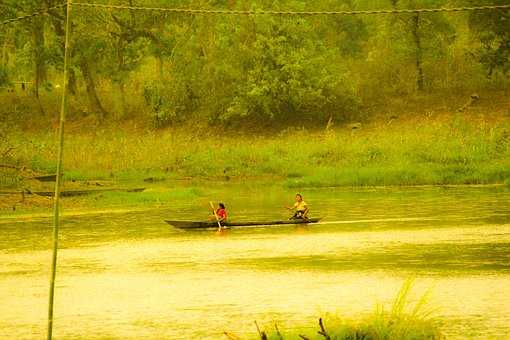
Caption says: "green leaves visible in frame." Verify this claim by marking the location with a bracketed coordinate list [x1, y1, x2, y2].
[216, 14, 358, 122]
[468, 0, 510, 76]
[1, 0, 508, 124]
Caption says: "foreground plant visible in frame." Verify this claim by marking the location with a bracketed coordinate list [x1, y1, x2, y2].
[233, 279, 442, 340]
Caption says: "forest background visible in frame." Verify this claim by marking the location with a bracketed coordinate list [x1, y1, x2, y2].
[0, 0, 509, 193]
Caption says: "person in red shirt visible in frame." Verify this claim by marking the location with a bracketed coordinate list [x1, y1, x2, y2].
[212, 202, 228, 223]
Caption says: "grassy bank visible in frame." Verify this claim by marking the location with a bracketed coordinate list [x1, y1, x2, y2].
[0, 184, 206, 216]
[2, 111, 509, 189]
[240, 280, 442, 340]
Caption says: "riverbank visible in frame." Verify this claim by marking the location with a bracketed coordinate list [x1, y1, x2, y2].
[0, 183, 204, 216]
[2, 110, 509, 190]
[2, 112, 509, 215]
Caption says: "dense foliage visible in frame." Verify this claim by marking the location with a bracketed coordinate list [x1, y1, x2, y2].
[0, 0, 508, 126]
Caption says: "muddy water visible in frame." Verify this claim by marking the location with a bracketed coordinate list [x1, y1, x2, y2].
[1, 186, 509, 339]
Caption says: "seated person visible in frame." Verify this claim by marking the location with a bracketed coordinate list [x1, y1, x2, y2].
[210, 202, 228, 223]
[286, 194, 309, 220]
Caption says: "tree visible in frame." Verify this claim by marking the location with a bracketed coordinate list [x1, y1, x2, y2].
[3, 0, 51, 112]
[218, 12, 357, 122]
[468, 0, 510, 77]
[361, 0, 455, 94]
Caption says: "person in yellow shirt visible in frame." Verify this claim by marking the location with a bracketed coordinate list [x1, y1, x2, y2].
[286, 193, 309, 220]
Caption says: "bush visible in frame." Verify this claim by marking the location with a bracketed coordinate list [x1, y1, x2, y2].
[143, 80, 194, 128]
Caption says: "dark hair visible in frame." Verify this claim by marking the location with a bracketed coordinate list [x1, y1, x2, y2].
[219, 203, 225, 209]
[296, 194, 302, 199]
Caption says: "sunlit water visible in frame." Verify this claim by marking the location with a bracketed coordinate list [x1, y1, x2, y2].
[1, 185, 510, 339]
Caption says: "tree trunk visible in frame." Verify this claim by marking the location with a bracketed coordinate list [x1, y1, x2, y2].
[47, 7, 77, 95]
[116, 40, 127, 117]
[118, 81, 127, 117]
[32, 18, 47, 114]
[80, 60, 108, 120]
[68, 68, 77, 95]
[411, 13, 424, 91]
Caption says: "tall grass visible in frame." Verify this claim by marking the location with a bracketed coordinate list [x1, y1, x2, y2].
[249, 279, 442, 340]
[3, 114, 510, 187]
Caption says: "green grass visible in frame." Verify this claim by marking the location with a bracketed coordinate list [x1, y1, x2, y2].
[247, 279, 442, 340]
[91, 187, 203, 206]
[0, 185, 204, 217]
[2, 114, 509, 188]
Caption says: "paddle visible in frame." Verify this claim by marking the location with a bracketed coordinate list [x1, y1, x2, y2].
[210, 201, 223, 232]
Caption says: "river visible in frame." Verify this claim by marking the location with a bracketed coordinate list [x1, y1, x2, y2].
[1, 185, 509, 339]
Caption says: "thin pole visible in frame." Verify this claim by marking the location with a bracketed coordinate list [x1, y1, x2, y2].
[47, 1, 72, 339]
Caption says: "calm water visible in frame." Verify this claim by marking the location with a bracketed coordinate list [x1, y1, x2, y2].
[1, 185, 510, 339]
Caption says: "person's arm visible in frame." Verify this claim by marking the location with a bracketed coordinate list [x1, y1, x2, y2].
[285, 202, 297, 210]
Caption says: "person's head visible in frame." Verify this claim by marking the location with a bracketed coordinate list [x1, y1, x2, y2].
[219, 203, 225, 209]
[295, 194, 303, 202]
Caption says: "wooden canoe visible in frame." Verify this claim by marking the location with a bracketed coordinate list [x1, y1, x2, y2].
[31, 174, 57, 182]
[165, 217, 322, 229]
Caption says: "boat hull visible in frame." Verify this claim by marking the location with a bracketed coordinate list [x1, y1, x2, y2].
[165, 218, 322, 229]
